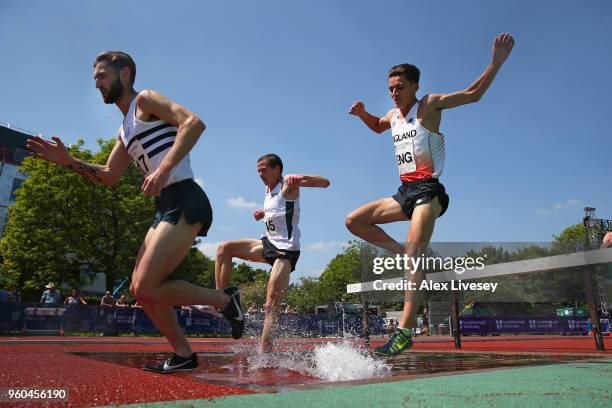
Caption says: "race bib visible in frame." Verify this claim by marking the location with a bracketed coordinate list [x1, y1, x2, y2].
[127, 140, 153, 176]
[264, 214, 279, 237]
[394, 133, 416, 175]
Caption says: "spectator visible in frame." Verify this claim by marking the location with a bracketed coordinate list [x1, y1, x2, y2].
[100, 291, 116, 307]
[64, 289, 87, 305]
[40, 282, 61, 306]
[284, 304, 297, 314]
[247, 303, 260, 314]
[115, 294, 130, 308]
[421, 306, 430, 336]
[386, 318, 397, 337]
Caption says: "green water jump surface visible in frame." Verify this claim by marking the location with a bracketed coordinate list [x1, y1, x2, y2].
[110, 358, 612, 408]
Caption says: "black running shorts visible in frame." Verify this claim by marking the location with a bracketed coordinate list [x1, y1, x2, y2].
[392, 178, 449, 220]
[261, 237, 300, 272]
[152, 178, 213, 237]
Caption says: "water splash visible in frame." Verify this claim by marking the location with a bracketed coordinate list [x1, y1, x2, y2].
[246, 340, 390, 381]
[310, 341, 391, 381]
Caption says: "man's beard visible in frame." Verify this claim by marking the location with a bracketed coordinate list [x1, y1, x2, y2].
[103, 77, 124, 104]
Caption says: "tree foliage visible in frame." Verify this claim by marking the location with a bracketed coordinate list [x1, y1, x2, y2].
[458, 224, 589, 304]
[0, 139, 211, 298]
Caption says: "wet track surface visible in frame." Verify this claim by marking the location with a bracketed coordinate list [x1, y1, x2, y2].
[2, 336, 610, 406]
[74, 350, 604, 391]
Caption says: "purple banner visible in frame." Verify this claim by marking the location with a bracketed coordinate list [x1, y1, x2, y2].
[459, 316, 610, 334]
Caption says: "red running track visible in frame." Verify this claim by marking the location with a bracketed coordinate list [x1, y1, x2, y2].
[1, 335, 610, 407]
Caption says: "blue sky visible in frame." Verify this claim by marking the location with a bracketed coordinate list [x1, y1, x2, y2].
[1, 1, 610, 281]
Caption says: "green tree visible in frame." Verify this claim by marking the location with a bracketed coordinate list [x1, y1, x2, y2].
[317, 241, 362, 305]
[171, 247, 216, 289]
[0, 139, 154, 295]
[458, 225, 588, 304]
[551, 223, 587, 253]
[546, 223, 589, 302]
[230, 263, 269, 286]
[286, 277, 326, 313]
[240, 280, 269, 309]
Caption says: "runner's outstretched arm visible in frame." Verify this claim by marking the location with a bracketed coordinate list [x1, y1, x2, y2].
[26, 130, 131, 186]
[427, 33, 515, 110]
[284, 174, 330, 188]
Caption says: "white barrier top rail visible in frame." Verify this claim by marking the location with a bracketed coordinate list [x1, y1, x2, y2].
[347, 248, 612, 294]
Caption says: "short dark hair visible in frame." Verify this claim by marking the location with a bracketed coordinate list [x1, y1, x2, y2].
[257, 153, 283, 173]
[94, 51, 137, 85]
[388, 63, 420, 84]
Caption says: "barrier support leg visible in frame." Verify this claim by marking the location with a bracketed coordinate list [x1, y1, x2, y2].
[450, 293, 462, 349]
[583, 268, 605, 351]
[362, 301, 370, 347]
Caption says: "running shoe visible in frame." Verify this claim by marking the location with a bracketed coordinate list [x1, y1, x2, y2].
[221, 286, 244, 339]
[143, 352, 198, 374]
[374, 328, 413, 356]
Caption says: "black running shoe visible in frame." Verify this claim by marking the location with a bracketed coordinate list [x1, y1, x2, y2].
[142, 353, 198, 374]
[221, 286, 244, 339]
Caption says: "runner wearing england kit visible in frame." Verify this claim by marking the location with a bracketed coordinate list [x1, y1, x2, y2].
[26, 51, 244, 373]
[346, 33, 514, 356]
[215, 154, 330, 352]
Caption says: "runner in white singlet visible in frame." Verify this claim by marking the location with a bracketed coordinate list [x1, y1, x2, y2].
[346, 33, 515, 356]
[215, 154, 330, 353]
[263, 180, 301, 251]
[26, 51, 244, 373]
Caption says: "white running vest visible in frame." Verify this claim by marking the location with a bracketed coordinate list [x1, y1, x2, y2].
[262, 181, 300, 250]
[119, 94, 193, 187]
[390, 101, 445, 182]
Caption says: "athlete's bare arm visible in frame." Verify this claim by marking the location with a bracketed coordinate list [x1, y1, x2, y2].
[282, 174, 330, 199]
[349, 101, 392, 134]
[136, 90, 205, 196]
[26, 130, 131, 185]
[425, 33, 514, 111]
[285, 174, 330, 189]
[602, 232, 612, 248]
[253, 209, 265, 221]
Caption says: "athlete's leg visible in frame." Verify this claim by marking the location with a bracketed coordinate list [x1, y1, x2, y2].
[130, 227, 194, 357]
[131, 215, 230, 307]
[345, 198, 407, 254]
[374, 197, 442, 356]
[139, 302, 195, 356]
[260, 258, 292, 353]
[398, 197, 442, 329]
[130, 215, 231, 357]
[215, 239, 266, 289]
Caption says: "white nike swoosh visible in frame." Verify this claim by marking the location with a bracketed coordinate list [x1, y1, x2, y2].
[162, 359, 193, 371]
[232, 297, 244, 322]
